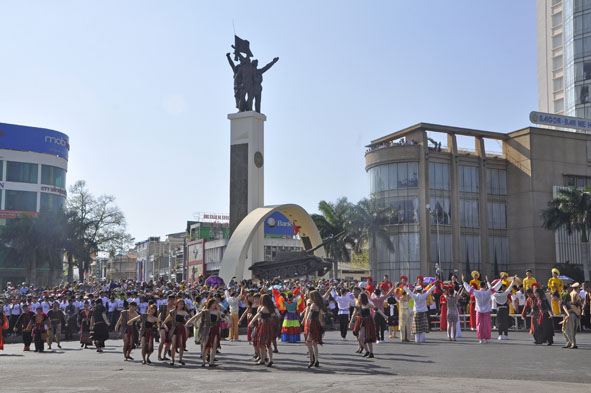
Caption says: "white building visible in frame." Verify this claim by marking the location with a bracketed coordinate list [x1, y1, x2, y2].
[537, 0, 591, 118]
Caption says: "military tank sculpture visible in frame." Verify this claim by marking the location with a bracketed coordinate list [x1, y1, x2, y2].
[248, 234, 341, 280]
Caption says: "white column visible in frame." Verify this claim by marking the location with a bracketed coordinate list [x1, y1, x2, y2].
[228, 111, 266, 279]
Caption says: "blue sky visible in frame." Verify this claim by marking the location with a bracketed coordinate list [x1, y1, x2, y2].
[0, 1, 537, 242]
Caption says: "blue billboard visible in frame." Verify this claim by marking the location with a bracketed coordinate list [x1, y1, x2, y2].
[264, 211, 295, 237]
[0, 122, 69, 160]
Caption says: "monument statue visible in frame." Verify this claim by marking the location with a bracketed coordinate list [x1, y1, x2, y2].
[226, 35, 278, 113]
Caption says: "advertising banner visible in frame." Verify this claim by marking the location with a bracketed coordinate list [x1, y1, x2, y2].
[264, 211, 295, 237]
[0, 122, 69, 160]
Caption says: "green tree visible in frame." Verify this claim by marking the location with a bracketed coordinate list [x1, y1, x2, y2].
[312, 198, 355, 262]
[66, 180, 132, 281]
[349, 197, 395, 278]
[541, 187, 591, 281]
[0, 214, 39, 284]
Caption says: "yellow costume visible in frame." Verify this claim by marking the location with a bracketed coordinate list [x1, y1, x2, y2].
[548, 268, 564, 315]
[469, 270, 481, 290]
[522, 276, 537, 291]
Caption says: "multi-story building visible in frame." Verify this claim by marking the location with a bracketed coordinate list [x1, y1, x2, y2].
[135, 234, 185, 282]
[365, 122, 591, 282]
[537, 0, 591, 118]
[0, 122, 69, 287]
[107, 253, 137, 281]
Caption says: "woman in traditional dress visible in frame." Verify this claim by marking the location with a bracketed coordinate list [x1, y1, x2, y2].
[404, 283, 437, 343]
[128, 304, 159, 364]
[163, 299, 189, 365]
[78, 301, 93, 349]
[0, 305, 7, 351]
[91, 299, 110, 353]
[28, 307, 49, 353]
[188, 298, 222, 367]
[249, 294, 277, 367]
[469, 271, 480, 331]
[114, 301, 140, 361]
[533, 287, 554, 345]
[303, 290, 325, 367]
[351, 292, 387, 358]
[276, 290, 304, 343]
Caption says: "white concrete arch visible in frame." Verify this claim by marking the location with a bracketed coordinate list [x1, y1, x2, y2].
[219, 204, 325, 283]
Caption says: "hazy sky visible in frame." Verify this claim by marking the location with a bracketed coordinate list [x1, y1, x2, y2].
[0, 1, 537, 242]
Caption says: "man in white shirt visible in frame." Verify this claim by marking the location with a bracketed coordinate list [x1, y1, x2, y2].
[512, 287, 526, 330]
[492, 278, 516, 340]
[331, 286, 353, 340]
[463, 275, 503, 344]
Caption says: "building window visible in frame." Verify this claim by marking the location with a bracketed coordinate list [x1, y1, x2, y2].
[386, 197, 419, 224]
[461, 235, 481, 271]
[6, 161, 38, 184]
[41, 165, 66, 188]
[554, 98, 564, 113]
[553, 55, 563, 70]
[487, 202, 507, 229]
[577, 84, 590, 104]
[5, 190, 37, 211]
[553, 33, 562, 49]
[489, 237, 508, 273]
[552, 12, 562, 28]
[429, 197, 451, 225]
[430, 233, 452, 278]
[0, 160, 3, 181]
[368, 162, 419, 193]
[565, 175, 591, 187]
[429, 162, 450, 190]
[460, 199, 479, 227]
[375, 232, 421, 283]
[40, 193, 66, 212]
[459, 165, 479, 193]
[553, 77, 564, 91]
[487, 168, 507, 195]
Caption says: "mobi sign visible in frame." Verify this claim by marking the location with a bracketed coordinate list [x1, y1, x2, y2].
[0, 122, 69, 160]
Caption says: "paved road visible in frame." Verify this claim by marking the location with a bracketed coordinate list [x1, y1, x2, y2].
[1, 330, 590, 392]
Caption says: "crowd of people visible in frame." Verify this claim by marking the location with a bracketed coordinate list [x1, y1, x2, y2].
[0, 268, 589, 367]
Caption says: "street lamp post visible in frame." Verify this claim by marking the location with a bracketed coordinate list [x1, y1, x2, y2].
[426, 204, 441, 278]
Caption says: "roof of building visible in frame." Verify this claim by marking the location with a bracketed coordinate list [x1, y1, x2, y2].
[368, 122, 509, 146]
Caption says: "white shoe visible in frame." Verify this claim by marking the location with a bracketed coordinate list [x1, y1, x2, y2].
[498, 336, 503, 340]
[376, 340, 381, 344]
[479, 339, 483, 344]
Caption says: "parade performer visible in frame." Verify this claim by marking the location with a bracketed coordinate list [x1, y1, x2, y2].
[78, 301, 93, 349]
[521, 286, 538, 336]
[274, 288, 304, 343]
[351, 292, 387, 357]
[404, 282, 437, 343]
[28, 307, 49, 353]
[91, 298, 110, 353]
[0, 305, 7, 351]
[249, 294, 277, 367]
[46, 302, 66, 350]
[469, 271, 480, 331]
[371, 286, 394, 342]
[533, 287, 554, 345]
[439, 288, 448, 332]
[492, 276, 516, 340]
[304, 290, 325, 367]
[187, 298, 222, 368]
[330, 286, 354, 340]
[163, 299, 189, 366]
[522, 269, 537, 292]
[128, 304, 159, 364]
[462, 275, 502, 344]
[115, 301, 140, 361]
[548, 268, 564, 315]
[445, 285, 462, 341]
[394, 276, 411, 342]
[157, 294, 175, 361]
[14, 305, 34, 351]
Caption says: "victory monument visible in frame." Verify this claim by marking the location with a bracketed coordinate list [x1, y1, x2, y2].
[219, 36, 329, 283]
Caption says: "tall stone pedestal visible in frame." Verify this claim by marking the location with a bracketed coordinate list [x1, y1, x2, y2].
[228, 111, 265, 278]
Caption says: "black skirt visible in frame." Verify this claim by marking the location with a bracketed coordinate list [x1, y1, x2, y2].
[91, 322, 109, 342]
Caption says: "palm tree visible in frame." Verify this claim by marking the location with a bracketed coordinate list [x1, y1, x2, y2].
[349, 197, 396, 278]
[312, 198, 356, 277]
[541, 187, 591, 281]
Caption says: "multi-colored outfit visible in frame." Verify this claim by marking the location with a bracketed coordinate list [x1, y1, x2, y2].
[280, 300, 303, 343]
[533, 296, 554, 345]
[31, 313, 49, 352]
[204, 313, 221, 352]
